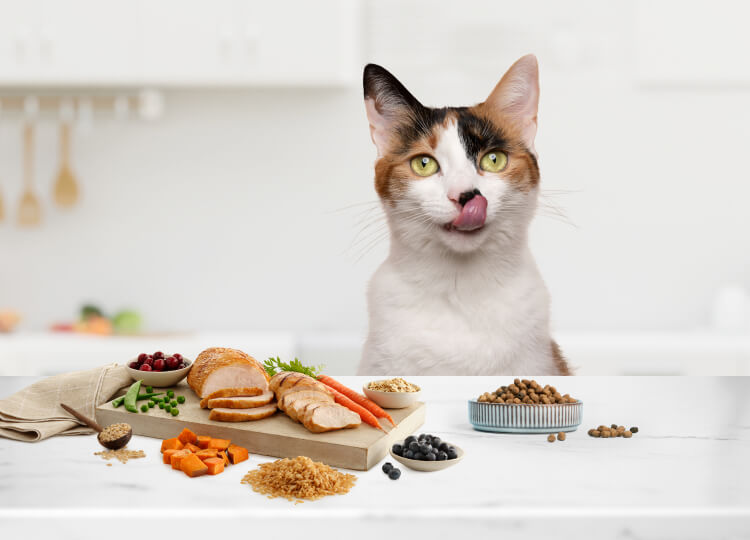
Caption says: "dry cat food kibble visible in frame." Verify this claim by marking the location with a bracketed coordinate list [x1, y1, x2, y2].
[98, 423, 131, 443]
[477, 379, 578, 404]
[588, 425, 636, 439]
[367, 378, 420, 392]
[94, 448, 146, 464]
[241, 456, 357, 504]
[547, 434, 555, 443]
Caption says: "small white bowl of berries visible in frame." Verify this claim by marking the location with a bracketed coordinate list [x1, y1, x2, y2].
[126, 351, 192, 388]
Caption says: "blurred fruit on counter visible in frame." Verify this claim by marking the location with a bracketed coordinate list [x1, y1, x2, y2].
[50, 304, 142, 335]
[0, 311, 21, 333]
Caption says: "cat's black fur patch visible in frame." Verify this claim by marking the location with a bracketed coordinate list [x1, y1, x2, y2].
[364, 64, 511, 163]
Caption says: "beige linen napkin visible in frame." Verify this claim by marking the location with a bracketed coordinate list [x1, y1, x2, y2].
[0, 364, 132, 442]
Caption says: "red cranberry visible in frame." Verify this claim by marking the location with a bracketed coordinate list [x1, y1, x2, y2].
[139, 364, 152, 371]
[129, 361, 140, 369]
[143, 356, 154, 366]
[166, 356, 179, 370]
[153, 358, 166, 371]
[178, 363, 187, 369]
[154, 351, 165, 359]
[173, 353, 183, 361]
[137, 353, 148, 362]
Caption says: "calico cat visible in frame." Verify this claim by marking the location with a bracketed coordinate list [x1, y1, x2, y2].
[357, 55, 570, 376]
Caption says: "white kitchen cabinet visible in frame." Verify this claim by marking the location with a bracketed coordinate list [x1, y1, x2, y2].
[0, 0, 362, 87]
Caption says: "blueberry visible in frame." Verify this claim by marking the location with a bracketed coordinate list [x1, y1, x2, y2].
[446, 448, 458, 460]
[418, 433, 427, 441]
[388, 468, 401, 480]
[382, 462, 393, 474]
[414, 452, 426, 460]
[425, 452, 436, 461]
[404, 450, 415, 459]
[409, 441, 419, 452]
[437, 451, 448, 461]
[404, 436, 417, 447]
[418, 443, 431, 455]
[438, 442, 450, 452]
[431, 437, 441, 448]
[392, 444, 403, 456]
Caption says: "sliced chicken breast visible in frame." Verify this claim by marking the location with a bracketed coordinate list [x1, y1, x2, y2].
[189, 347, 269, 398]
[208, 402, 277, 422]
[301, 403, 361, 433]
[206, 391, 275, 409]
[199, 387, 265, 408]
[279, 390, 333, 413]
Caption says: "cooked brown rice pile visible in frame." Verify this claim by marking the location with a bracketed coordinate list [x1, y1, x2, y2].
[241, 456, 357, 503]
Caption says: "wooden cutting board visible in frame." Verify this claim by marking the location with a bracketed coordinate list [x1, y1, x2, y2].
[95, 381, 425, 471]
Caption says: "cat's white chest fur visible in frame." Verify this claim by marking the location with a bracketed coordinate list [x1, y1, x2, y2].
[359, 243, 559, 375]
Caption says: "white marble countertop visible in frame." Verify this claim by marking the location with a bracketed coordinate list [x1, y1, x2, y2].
[2, 376, 749, 539]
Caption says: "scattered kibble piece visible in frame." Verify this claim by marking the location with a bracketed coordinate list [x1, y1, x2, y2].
[588, 424, 638, 439]
[547, 434, 555, 443]
[557, 432, 566, 441]
[477, 379, 578, 404]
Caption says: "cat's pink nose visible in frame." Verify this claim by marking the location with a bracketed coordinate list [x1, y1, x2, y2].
[452, 194, 487, 231]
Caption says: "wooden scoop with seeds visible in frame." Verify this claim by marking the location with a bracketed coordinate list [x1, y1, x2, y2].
[60, 403, 132, 450]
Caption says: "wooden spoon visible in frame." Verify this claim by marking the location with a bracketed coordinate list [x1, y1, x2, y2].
[60, 403, 132, 450]
[17, 123, 41, 227]
[53, 122, 79, 208]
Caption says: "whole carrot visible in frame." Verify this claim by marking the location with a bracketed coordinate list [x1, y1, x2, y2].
[318, 375, 396, 427]
[324, 386, 385, 432]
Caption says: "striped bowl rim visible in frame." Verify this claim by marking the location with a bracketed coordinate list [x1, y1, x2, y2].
[468, 399, 584, 434]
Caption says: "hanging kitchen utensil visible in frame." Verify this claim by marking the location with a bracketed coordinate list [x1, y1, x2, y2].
[17, 122, 41, 227]
[53, 121, 79, 208]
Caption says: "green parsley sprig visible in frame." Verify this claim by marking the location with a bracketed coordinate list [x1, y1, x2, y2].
[263, 356, 324, 378]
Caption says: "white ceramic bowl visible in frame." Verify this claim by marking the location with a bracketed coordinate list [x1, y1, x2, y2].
[125, 358, 192, 388]
[389, 441, 464, 472]
[362, 384, 421, 409]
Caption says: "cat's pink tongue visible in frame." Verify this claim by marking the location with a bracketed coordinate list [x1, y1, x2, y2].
[452, 195, 487, 231]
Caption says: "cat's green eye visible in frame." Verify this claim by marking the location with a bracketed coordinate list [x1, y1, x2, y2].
[480, 150, 508, 173]
[410, 155, 439, 177]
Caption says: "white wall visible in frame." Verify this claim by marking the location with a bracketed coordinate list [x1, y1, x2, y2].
[2, 0, 750, 343]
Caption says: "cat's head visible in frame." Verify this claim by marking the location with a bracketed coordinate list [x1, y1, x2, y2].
[363, 55, 540, 255]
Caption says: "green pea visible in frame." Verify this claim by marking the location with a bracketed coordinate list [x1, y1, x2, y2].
[177, 396, 185, 404]
[170, 408, 179, 417]
[158, 402, 165, 409]
[167, 390, 174, 399]
[140, 404, 148, 413]
[147, 401, 155, 408]
[170, 400, 177, 407]
[165, 405, 172, 413]
[146, 386, 153, 393]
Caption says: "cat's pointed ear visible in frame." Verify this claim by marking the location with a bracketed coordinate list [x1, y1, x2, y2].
[363, 64, 423, 157]
[484, 54, 540, 154]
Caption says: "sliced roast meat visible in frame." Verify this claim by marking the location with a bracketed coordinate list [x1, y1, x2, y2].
[206, 391, 275, 409]
[188, 347, 269, 398]
[269, 372, 332, 402]
[199, 387, 265, 408]
[208, 402, 277, 422]
[279, 389, 333, 413]
[301, 403, 361, 433]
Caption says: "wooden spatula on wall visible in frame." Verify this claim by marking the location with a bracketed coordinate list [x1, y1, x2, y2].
[17, 122, 41, 227]
[53, 121, 79, 208]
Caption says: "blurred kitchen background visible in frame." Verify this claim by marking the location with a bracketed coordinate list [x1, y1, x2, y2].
[1, 0, 749, 376]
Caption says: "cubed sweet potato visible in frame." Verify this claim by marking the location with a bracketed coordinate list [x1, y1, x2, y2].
[195, 449, 219, 461]
[204, 457, 224, 475]
[170, 449, 191, 470]
[184, 442, 201, 453]
[181, 453, 208, 478]
[177, 428, 198, 445]
[208, 438, 231, 451]
[163, 448, 180, 464]
[217, 450, 230, 467]
[227, 444, 248, 465]
[160, 438, 184, 453]
[196, 436, 212, 449]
